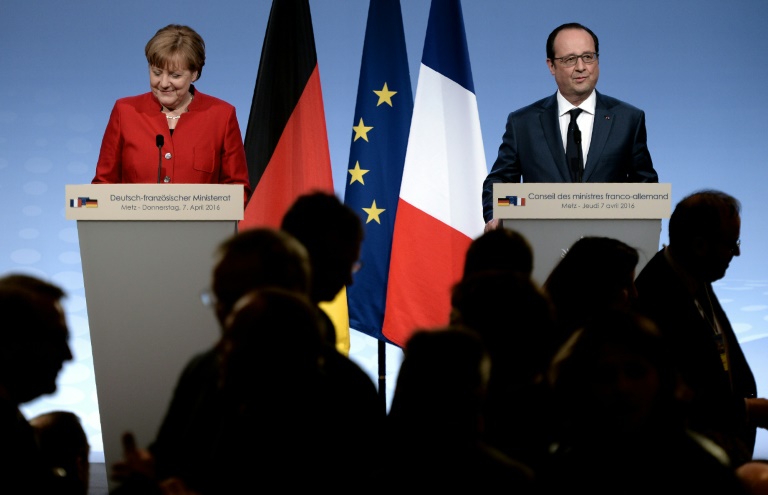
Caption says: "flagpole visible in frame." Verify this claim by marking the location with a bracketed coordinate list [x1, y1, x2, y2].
[378, 340, 387, 413]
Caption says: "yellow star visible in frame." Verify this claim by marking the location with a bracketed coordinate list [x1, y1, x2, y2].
[348, 161, 370, 185]
[352, 118, 373, 142]
[373, 82, 397, 107]
[362, 200, 385, 224]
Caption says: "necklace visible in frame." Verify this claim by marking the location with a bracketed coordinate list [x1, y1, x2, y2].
[162, 95, 194, 120]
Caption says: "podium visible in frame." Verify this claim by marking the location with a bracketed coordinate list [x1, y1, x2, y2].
[66, 183, 243, 486]
[493, 183, 672, 286]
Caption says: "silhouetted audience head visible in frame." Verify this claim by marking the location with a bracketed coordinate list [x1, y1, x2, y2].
[217, 287, 325, 393]
[738, 460, 768, 495]
[281, 191, 363, 304]
[0, 273, 67, 303]
[463, 228, 534, 278]
[384, 326, 536, 493]
[0, 275, 72, 405]
[543, 236, 639, 334]
[667, 189, 741, 283]
[451, 270, 559, 377]
[543, 308, 750, 495]
[29, 410, 90, 495]
[209, 228, 311, 326]
[548, 309, 686, 439]
[210, 287, 345, 491]
[389, 326, 491, 433]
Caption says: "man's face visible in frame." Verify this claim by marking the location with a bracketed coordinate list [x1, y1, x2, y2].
[547, 28, 600, 106]
[701, 215, 741, 282]
[12, 303, 72, 404]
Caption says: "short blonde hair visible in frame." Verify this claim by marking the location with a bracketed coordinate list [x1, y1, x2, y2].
[145, 24, 205, 79]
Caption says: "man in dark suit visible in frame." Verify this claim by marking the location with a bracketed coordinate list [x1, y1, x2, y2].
[482, 22, 658, 230]
[634, 190, 768, 467]
[0, 275, 74, 493]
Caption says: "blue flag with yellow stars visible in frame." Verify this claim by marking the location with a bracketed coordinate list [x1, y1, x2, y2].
[343, 0, 413, 342]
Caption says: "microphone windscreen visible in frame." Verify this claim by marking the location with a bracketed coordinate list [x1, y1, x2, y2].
[156, 134, 164, 148]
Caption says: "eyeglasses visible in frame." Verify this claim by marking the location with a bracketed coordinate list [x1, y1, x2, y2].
[552, 52, 599, 67]
[715, 238, 741, 253]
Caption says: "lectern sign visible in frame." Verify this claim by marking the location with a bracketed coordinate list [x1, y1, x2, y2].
[65, 184, 244, 221]
[493, 183, 671, 220]
[490, 182, 672, 286]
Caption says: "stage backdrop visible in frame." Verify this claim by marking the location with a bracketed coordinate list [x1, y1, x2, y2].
[2, 0, 768, 461]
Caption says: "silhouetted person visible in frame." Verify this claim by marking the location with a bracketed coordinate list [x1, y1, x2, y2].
[381, 326, 536, 493]
[110, 228, 312, 493]
[450, 271, 560, 472]
[0, 275, 73, 493]
[543, 236, 639, 336]
[462, 228, 534, 279]
[635, 189, 768, 466]
[542, 309, 749, 494]
[280, 190, 364, 347]
[29, 410, 91, 495]
[206, 287, 339, 491]
[280, 191, 385, 483]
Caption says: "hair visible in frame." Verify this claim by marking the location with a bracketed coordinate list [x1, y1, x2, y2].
[145, 24, 206, 79]
[549, 310, 672, 389]
[218, 287, 325, 390]
[0, 273, 65, 301]
[463, 228, 534, 278]
[451, 270, 559, 376]
[668, 189, 741, 249]
[543, 236, 639, 333]
[546, 22, 599, 60]
[30, 410, 90, 495]
[389, 326, 490, 429]
[281, 191, 363, 303]
[212, 228, 311, 320]
[281, 191, 363, 253]
[548, 309, 685, 434]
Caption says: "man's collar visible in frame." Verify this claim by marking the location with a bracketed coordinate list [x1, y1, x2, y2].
[557, 90, 597, 117]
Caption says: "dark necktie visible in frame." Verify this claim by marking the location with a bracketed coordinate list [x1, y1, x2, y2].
[566, 108, 583, 182]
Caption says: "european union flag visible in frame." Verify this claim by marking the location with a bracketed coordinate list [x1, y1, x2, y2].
[343, 0, 413, 342]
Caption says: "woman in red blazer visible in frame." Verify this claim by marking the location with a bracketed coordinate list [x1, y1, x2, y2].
[92, 24, 251, 202]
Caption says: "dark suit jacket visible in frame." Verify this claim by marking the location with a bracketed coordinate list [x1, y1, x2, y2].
[634, 249, 757, 465]
[482, 91, 658, 221]
[92, 86, 251, 200]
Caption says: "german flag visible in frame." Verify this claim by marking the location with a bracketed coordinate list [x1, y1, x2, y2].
[239, 0, 334, 230]
[238, 0, 349, 354]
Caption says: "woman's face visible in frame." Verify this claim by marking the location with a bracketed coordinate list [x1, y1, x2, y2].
[149, 57, 197, 110]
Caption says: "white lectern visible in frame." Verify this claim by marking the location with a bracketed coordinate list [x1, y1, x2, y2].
[66, 183, 243, 488]
[492, 183, 672, 286]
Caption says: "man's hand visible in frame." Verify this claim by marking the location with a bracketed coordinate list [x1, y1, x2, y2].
[484, 219, 501, 233]
[111, 431, 157, 482]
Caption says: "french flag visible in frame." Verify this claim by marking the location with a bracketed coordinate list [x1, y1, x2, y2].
[382, 0, 486, 347]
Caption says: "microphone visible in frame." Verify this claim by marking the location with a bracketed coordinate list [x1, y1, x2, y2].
[156, 135, 164, 183]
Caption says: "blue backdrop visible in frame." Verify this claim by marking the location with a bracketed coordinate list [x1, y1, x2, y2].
[2, 0, 768, 461]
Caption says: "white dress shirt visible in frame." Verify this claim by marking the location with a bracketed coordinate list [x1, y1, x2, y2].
[557, 90, 596, 169]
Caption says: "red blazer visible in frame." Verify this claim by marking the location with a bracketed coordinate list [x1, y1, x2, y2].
[92, 87, 251, 200]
